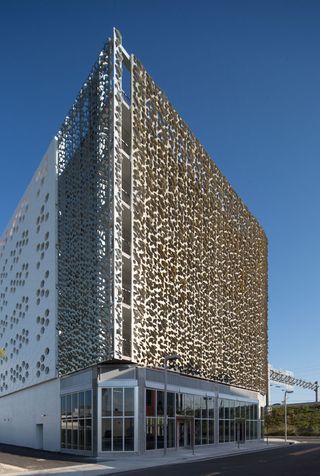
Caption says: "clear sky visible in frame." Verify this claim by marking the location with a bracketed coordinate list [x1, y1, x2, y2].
[1, 0, 320, 404]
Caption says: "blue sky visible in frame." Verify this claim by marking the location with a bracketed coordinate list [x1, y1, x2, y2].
[1, 0, 320, 404]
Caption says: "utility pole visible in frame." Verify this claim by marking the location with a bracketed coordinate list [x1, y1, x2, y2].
[284, 390, 293, 443]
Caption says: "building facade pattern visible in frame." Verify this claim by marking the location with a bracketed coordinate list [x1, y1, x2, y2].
[131, 57, 268, 394]
[57, 39, 115, 374]
[0, 142, 57, 395]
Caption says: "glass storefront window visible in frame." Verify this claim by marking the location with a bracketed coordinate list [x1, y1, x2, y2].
[194, 395, 202, 418]
[157, 391, 164, 416]
[85, 390, 92, 417]
[195, 419, 201, 445]
[102, 418, 112, 451]
[146, 389, 156, 416]
[113, 388, 123, 417]
[124, 418, 135, 451]
[157, 417, 164, 448]
[209, 419, 214, 444]
[79, 392, 84, 418]
[176, 393, 184, 415]
[208, 397, 214, 418]
[102, 388, 112, 417]
[124, 388, 134, 416]
[101, 387, 136, 452]
[201, 397, 208, 418]
[66, 394, 71, 417]
[113, 418, 123, 451]
[146, 418, 156, 450]
[167, 418, 175, 448]
[60, 390, 92, 452]
[72, 393, 78, 418]
[185, 394, 194, 416]
[202, 419, 208, 444]
[219, 419, 224, 443]
[167, 392, 175, 417]
[61, 396, 66, 420]
[218, 398, 260, 444]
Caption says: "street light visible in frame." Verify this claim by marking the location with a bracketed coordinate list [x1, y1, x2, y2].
[164, 354, 182, 456]
[284, 389, 293, 443]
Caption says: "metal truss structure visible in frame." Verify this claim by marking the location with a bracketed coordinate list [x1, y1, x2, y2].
[270, 367, 318, 391]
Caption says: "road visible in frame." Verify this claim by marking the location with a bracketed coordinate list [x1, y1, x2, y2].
[116, 442, 320, 476]
[1, 441, 320, 475]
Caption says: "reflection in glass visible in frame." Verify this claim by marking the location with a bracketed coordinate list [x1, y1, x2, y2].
[102, 388, 112, 417]
[167, 418, 175, 448]
[208, 397, 214, 418]
[194, 396, 201, 418]
[72, 419, 78, 448]
[202, 397, 208, 418]
[176, 394, 184, 415]
[124, 418, 134, 451]
[72, 393, 78, 418]
[66, 420, 72, 448]
[113, 388, 123, 417]
[113, 418, 123, 451]
[224, 419, 230, 442]
[61, 396, 66, 419]
[230, 420, 235, 442]
[79, 419, 85, 450]
[66, 394, 71, 417]
[202, 419, 208, 444]
[79, 392, 85, 418]
[219, 419, 224, 443]
[167, 392, 175, 417]
[146, 389, 156, 416]
[85, 390, 92, 417]
[146, 418, 156, 449]
[185, 394, 194, 416]
[157, 391, 164, 416]
[85, 419, 92, 450]
[125, 388, 134, 416]
[219, 399, 224, 419]
[102, 418, 112, 451]
[157, 417, 164, 448]
[209, 419, 214, 444]
[195, 419, 201, 445]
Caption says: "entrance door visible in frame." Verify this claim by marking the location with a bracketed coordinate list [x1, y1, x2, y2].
[36, 424, 43, 450]
[177, 420, 191, 448]
[235, 419, 245, 444]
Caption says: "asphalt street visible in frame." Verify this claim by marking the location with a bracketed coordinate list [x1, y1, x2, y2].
[0, 443, 94, 473]
[116, 443, 320, 476]
[1, 441, 320, 475]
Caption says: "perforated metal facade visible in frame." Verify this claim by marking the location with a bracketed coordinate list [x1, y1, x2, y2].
[131, 57, 268, 395]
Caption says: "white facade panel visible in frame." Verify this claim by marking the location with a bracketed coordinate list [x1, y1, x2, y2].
[0, 139, 57, 395]
[0, 378, 60, 451]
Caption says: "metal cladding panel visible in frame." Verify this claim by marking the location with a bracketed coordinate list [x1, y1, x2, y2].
[57, 39, 115, 374]
[0, 140, 57, 395]
[131, 57, 268, 395]
[112, 28, 124, 359]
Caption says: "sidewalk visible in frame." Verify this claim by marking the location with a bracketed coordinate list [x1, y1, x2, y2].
[4, 439, 296, 476]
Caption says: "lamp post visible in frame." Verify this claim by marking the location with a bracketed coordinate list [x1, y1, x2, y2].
[164, 354, 181, 456]
[284, 389, 293, 443]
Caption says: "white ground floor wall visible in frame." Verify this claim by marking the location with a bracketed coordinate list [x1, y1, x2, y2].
[0, 378, 60, 451]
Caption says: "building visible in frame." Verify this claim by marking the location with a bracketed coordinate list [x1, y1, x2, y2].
[0, 29, 268, 455]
